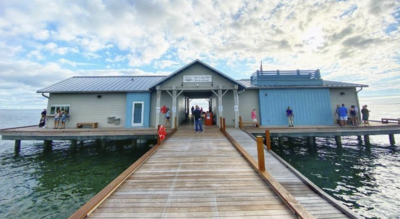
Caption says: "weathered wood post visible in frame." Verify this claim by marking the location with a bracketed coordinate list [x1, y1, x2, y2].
[364, 135, 371, 148]
[44, 140, 52, 152]
[223, 118, 226, 132]
[174, 117, 177, 130]
[265, 129, 271, 150]
[239, 116, 243, 129]
[220, 117, 223, 131]
[101, 140, 107, 152]
[278, 137, 284, 147]
[15, 140, 21, 153]
[70, 140, 77, 151]
[335, 136, 342, 148]
[389, 134, 396, 145]
[157, 125, 161, 145]
[307, 137, 315, 147]
[256, 136, 265, 171]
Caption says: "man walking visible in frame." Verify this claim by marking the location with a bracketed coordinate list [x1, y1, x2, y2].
[192, 105, 203, 133]
[338, 104, 348, 127]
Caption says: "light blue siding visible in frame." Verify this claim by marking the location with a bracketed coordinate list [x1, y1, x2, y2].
[259, 89, 333, 126]
[126, 93, 150, 128]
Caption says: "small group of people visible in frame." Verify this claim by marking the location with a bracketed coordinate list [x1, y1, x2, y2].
[39, 109, 47, 128]
[53, 109, 68, 129]
[334, 104, 370, 127]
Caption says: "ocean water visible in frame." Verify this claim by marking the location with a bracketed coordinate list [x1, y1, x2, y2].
[0, 109, 150, 219]
[271, 96, 400, 218]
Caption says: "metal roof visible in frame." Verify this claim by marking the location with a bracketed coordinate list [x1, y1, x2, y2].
[149, 59, 247, 90]
[37, 76, 167, 93]
[236, 79, 368, 88]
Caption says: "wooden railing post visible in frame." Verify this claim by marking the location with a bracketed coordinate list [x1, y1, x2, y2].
[256, 136, 265, 171]
[157, 125, 161, 145]
[220, 117, 223, 130]
[239, 116, 243, 128]
[223, 118, 226, 132]
[265, 129, 271, 150]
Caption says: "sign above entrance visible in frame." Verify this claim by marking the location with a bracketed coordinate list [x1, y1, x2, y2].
[183, 75, 212, 83]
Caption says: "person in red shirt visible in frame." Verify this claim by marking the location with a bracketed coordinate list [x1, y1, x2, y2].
[251, 109, 257, 127]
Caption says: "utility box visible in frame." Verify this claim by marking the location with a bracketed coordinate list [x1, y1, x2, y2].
[113, 118, 120, 125]
[107, 116, 115, 123]
[205, 112, 213, 126]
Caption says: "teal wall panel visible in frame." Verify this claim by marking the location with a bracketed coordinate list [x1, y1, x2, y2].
[259, 89, 333, 126]
[126, 93, 150, 128]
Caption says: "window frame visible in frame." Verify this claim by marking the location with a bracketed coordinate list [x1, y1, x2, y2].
[49, 105, 70, 116]
[131, 101, 144, 126]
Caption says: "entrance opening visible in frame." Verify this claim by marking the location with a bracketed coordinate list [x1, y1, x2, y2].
[179, 91, 216, 127]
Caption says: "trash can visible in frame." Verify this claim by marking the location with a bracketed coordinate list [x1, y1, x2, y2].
[205, 112, 213, 126]
[107, 116, 115, 123]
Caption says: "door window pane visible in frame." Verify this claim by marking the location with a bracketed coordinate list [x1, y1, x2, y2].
[133, 103, 142, 124]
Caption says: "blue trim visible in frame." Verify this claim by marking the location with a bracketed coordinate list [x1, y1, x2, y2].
[259, 89, 333, 126]
[126, 93, 150, 128]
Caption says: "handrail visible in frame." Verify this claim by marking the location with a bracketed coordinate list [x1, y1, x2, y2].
[221, 121, 315, 219]
[68, 128, 177, 219]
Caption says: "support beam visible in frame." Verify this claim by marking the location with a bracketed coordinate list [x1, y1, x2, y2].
[335, 136, 342, 148]
[279, 137, 284, 147]
[233, 88, 239, 128]
[172, 88, 177, 129]
[389, 134, 396, 145]
[101, 140, 107, 152]
[44, 140, 52, 152]
[155, 88, 161, 129]
[265, 130, 271, 150]
[307, 136, 315, 147]
[15, 140, 21, 153]
[70, 140, 77, 151]
[218, 88, 223, 128]
[364, 135, 370, 146]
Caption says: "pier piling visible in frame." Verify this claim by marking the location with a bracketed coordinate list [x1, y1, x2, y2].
[14, 140, 21, 153]
[70, 140, 77, 151]
[307, 136, 315, 147]
[335, 136, 342, 148]
[389, 134, 396, 145]
[132, 139, 137, 149]
[364, 135, 370, 146]
[43, 140, 52, 152]
[256, 136, 265, 171]
[278, 137, 284, 147]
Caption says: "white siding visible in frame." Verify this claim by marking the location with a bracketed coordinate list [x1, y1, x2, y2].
[238, 90, 260, 123]
[329, 88, 359, 123]
[46, 93, 126, 129]
[150, 92, 172, 127]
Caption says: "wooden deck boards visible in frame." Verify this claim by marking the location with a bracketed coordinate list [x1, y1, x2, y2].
[88, 127, 297, 218]
[226, 128, 354, 219]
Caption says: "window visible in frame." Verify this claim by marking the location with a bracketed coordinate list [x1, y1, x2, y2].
[50, 105, 70, 115]
[132, 102, 144, 126]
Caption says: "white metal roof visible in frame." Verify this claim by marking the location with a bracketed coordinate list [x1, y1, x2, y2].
[37, 76, 167, 93]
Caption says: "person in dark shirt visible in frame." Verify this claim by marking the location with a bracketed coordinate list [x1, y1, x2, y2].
[192, 105, 203, 133]
[286, 107, 294, 127]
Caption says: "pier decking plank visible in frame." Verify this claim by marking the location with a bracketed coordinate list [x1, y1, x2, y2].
[88, 127, 298, 218]
[226, 128, 359, 219]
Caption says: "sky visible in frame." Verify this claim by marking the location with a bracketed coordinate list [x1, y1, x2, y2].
[0, 0, 399, 109]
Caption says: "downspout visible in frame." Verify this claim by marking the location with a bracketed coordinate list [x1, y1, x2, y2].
[356, 87, 363, 123]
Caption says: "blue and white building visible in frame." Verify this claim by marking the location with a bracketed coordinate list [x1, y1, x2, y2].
[37, 60, 367, 129]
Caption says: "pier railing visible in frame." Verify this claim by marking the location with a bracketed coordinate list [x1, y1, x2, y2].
[250, 69, 321, 84]
[69, 123, 177, 219]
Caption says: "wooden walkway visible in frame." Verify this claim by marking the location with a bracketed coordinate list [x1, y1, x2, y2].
[225, 128, 359, 219]
[87, 127, 298, 218]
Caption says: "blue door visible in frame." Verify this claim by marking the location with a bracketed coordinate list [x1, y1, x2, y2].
[259, 89, 333, 126]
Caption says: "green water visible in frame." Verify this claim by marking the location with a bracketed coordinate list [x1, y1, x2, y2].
[0, 139, 150, 219]
[270, 135, 400, 218]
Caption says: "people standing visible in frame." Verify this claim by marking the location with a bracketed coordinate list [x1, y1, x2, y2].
[54, 109, 61, 129]
[251, 109, 257, 127]
[191, 106, 194, 115]
[361, 105, 370, 125]
[165, 108, 171, 127]
[192, 105, 203, 133]
[39, 109, 47, 128]
[338, 104, 348, 127]
[334, 104, 340, 125]
[60, 110, 68, 129]
[350, 105, 358, 126]
[286, 107, 294, 127]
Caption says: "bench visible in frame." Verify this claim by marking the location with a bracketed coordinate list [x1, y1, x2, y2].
[239, 116, 259, 128]
[381, 118, 400, 125]
[76, 122, 98, 128]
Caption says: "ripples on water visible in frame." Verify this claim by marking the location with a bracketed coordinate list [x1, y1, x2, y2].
[0, 110, 151, 219]
[272, 135, 400, 218]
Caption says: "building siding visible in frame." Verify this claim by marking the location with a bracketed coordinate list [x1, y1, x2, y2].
[259, 89, 333, 126]
[329, 87, 359, 124]
[150, 92, 173, 128]
[238, 90, 260, 124]
[47, 93, 126, 129]
[126, 93, 151, 128]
